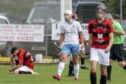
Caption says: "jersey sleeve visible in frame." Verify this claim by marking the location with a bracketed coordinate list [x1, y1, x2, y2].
[114, 21, 124, 32]
[60, 24, 65, 33]
[77, 22, 82, 32]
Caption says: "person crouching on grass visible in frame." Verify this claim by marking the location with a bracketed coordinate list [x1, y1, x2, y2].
[9, 47, 38, 75]
[88, 8, 114, 84]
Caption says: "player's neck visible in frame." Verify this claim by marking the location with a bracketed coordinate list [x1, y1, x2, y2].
[97, 18, 104, 23]
[66, 19, 73, 24]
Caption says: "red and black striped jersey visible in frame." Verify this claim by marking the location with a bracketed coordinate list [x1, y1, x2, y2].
[88, 19, 114, 49]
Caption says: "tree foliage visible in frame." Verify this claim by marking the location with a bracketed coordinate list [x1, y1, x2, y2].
[105, 0, 126, 19]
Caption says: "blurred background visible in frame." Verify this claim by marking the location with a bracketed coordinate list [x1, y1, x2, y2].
[0, 0, 125, 63]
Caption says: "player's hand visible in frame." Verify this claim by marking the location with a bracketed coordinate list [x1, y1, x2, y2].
[9, 69, 13, 72]
[80, 44, 84, 49]
[79, 38, 84, 44]
[57, 45, 61, 49]
[9, 67, 16, 72]
[105, 47, 110, 53]
[54, 42, 61, 49]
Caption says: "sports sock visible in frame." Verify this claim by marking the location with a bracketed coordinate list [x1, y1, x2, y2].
[19, 71, 32, 74]
[81, 58, 85, 65]
[107, 65, 112, 80]
[100, 75, 106, 84]
[68, 61, 74, 76]
[58, 62, 65, 76]
[90, 72, 96, 84]
[123, 65, 126, 70]
[74, 64, 80, 78]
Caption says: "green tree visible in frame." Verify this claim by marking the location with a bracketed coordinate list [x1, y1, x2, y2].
[105, 0, 126, 19]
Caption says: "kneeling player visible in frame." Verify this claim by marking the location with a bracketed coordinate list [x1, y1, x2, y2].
[9, 47, 38, 75]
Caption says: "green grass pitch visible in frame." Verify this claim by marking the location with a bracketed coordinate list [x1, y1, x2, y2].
[0, 61, 125, 84]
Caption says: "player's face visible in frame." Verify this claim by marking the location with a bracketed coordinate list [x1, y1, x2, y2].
[96, 12, 105, 19]
[105, 17, 112, 23]
[13, 49, 19, 56]
[64, 14, 72, 22]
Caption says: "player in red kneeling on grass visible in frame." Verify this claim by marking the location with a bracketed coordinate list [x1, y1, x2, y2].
[9, 47, 38, 75]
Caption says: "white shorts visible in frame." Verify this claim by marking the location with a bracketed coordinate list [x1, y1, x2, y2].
[14, 66, 32, 73]
[90, 48, 110, 66]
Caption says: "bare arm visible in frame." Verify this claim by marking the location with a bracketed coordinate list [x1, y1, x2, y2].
[9, 55, 21, 72]
[79, 31, 84, 44]
[105, 32, 114, 53]
[9, 65, 22, 72]
[114, 30, 125, 35]
[84, 39, 86, 45]
[89, 34, 93, 46]
[114, 22, 125, 35]
[108, 32, 114, 48]
[59, 33, 65, 47]
[10, 55, 14, 68]
[10, 55, 23, 72]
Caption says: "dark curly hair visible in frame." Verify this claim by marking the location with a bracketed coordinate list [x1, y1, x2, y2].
[11, 47, 18, 54]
